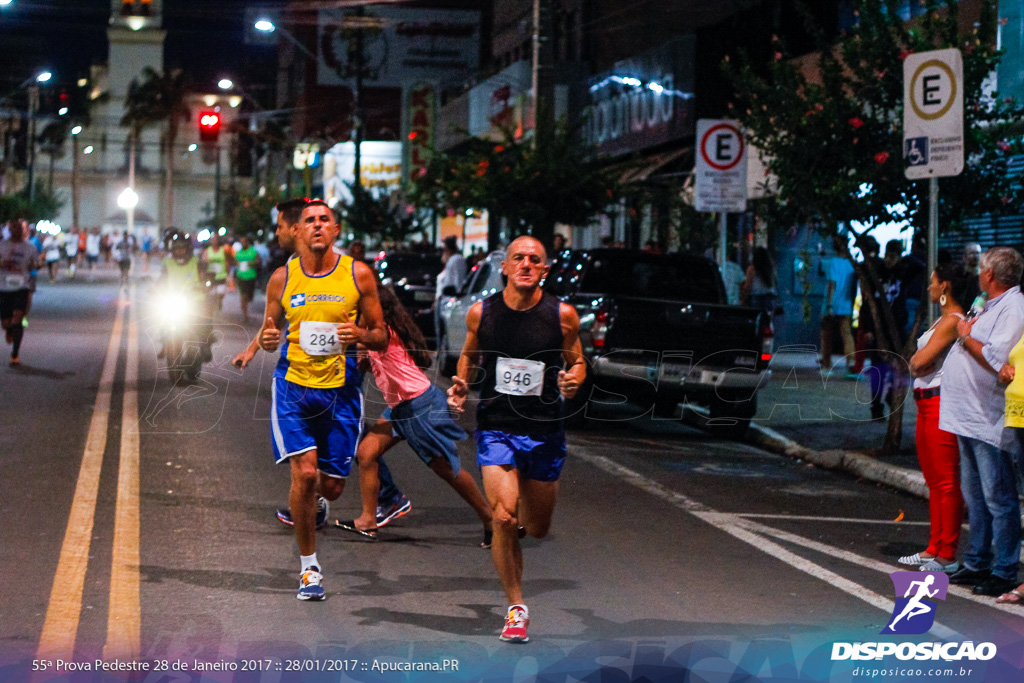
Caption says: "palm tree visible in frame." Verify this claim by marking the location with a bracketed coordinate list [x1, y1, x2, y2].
[121, 67, 191, 226]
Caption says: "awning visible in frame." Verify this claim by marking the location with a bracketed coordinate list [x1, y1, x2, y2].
[613, 146, 692, 185]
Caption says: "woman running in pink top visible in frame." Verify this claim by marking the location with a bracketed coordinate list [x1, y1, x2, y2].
[335, 282, 494, 546]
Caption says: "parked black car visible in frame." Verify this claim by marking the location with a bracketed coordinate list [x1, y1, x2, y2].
[374, 251, 443, 348]
[544, 249, 773, 434]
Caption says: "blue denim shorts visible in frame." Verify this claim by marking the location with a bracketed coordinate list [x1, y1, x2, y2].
[383, 385, 467, 475]
[475, 430, 567, 482]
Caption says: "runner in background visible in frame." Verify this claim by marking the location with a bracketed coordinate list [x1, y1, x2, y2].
[201, 232, 235, 312]
[233, 236, 262, 322]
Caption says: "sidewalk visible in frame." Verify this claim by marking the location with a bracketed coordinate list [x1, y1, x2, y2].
[748, 346, 928, 498]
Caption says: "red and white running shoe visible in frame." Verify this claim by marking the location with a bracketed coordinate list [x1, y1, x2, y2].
[499, 604, 529, 643]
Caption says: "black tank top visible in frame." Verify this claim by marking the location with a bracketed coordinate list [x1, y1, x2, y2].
[476, 291, 565, 434]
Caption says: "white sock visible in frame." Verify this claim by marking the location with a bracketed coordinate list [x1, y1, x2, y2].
[300, 553, 320, 572]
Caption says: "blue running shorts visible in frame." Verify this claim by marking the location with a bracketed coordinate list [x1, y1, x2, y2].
[271, 377, 363, 478]
[475, 430, 566, 482]
[383, 385, 467, 475]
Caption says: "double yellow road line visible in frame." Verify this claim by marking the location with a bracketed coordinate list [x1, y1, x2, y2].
[36, 286, 142, 661]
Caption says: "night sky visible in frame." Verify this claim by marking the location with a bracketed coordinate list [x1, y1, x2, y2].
[0, 0, 276, 96]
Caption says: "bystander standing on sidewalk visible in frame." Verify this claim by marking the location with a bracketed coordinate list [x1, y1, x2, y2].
[994, 326, 1024, 603]
[434, 236, 468, 344]
[940, 247, 1024, 597]
[742, 246, 778, 316]
[900, 263, 970, 574]
[820, 234, 857, 373]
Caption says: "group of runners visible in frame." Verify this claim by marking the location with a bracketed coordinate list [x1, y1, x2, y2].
[235, 198, 585, 643]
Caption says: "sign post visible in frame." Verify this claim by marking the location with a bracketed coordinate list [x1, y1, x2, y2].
[903, 48, 963, 323]
[694, 119, 748, 268]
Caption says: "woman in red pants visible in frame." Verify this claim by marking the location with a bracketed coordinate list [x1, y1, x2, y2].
[900, 263, 971, 573]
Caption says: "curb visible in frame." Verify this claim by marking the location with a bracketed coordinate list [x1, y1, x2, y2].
[748, 423, 929, 500]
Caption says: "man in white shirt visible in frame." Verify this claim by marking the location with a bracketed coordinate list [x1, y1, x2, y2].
[434, 235, 468, 343]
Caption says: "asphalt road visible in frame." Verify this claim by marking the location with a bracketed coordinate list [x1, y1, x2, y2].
[2, 265, 1023, 682]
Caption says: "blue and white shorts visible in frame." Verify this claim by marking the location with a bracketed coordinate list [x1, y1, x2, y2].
[475, 430, 567, 482]
[271, 377, 363, 478]
[382, 385, 467, 475]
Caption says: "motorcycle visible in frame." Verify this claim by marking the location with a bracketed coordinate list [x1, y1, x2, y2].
[152, 281, 216, 383]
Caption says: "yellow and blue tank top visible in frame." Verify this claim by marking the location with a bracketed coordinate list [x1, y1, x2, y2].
[276, 254, 361, 389]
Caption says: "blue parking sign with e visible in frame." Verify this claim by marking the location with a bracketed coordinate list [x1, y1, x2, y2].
[905, 137, 929, 166]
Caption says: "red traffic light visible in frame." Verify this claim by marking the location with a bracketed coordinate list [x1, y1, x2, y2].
[198, 111, 221, 142]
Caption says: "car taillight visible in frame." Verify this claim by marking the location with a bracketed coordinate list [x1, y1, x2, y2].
[593, 309, 609, 348]
[760, 316, 774, 362]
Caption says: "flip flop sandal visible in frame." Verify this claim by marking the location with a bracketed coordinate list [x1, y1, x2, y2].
[334, 519, 378, 540]
[995, 590, 1024, 605]
[897, 553, 932, 566]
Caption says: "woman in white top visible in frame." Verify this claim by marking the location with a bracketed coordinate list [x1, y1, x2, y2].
[901, 263, 971, 573]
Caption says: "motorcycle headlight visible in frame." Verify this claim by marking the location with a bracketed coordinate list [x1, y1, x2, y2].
[159, 294, 191, 323]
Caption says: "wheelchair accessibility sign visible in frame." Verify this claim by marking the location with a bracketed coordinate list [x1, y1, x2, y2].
[903, 48, 963, 179]
[905, 137, 929, 167]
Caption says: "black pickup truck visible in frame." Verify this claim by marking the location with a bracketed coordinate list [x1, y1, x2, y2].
[544, 249, 773, 433]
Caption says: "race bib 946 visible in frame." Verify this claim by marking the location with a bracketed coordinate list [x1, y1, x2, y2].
[299, 321, 344, 356]
[495, 357, 545, 397]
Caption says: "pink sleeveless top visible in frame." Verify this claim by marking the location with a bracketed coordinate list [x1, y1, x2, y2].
[368, 327, 432, 408]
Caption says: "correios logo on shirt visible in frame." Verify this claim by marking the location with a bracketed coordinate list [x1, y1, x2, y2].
[291, 293, 346, 308]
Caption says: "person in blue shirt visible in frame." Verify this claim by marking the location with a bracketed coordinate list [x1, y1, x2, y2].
[820, 234, 857, 374]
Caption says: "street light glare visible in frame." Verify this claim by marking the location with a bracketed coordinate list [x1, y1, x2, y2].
[218, 78, 233, 90]
[36, 71, 52, 83]
[0, 1, 13, 7]
[71, 126, 82, 135]
[254, 19, 275, 32]
[118, 187, 139, 210]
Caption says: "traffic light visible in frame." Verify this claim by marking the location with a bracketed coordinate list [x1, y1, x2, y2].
[198, 111, 221, 143]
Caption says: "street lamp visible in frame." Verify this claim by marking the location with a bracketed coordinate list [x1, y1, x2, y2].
[218, 78, 234, 90]
[26, 70, 52, 201]
[118, 187, 139, 236]
[254, 18, 317, 60]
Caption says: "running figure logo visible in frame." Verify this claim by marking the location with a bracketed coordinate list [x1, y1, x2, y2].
[882, 571, 948, 635]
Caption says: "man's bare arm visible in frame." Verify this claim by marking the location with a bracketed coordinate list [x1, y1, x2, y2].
[558, 303, 586, 398]
[339, 260, 388, 351]
[448, 302, 482, 413]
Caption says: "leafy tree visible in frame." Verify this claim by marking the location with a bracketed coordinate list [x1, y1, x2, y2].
[411, 117, 619, 249]
[726, 0, 1022, 454]
[341, 184, 416, 245]
[0, 187, 64, 223]
[217, 188, 279, 238]
[121, 67, 191, 227]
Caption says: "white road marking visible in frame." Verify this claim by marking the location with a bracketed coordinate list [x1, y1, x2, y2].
[573, 450, 969, 639]
[749, 519, 1024, 617]
[739, 513, 931, 526]
[104, 285, 141, 660]
[36, 290, 126, 660]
